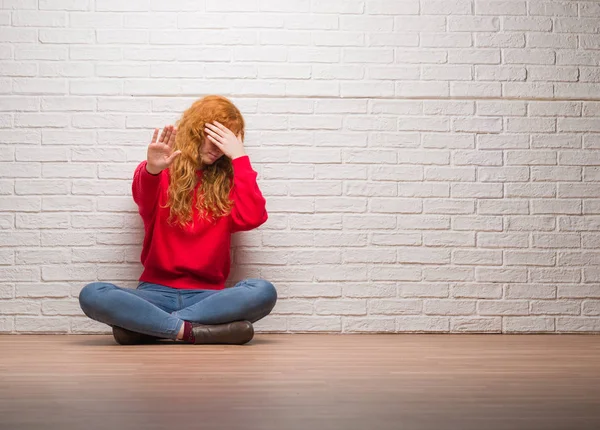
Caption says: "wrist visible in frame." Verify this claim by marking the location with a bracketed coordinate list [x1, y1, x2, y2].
[231, 152, 247, 160]
[145, 163, 162, 175]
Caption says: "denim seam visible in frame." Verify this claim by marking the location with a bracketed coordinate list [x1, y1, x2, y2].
[177, 291, 183, 310]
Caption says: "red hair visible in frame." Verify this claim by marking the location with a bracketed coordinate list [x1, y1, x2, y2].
[165, 95, 245, 227]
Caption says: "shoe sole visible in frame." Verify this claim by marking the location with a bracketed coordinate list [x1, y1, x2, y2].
[193, 321, 254, 345]
[112, 326, 159, 345]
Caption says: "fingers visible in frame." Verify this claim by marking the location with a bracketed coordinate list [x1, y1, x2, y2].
[156, 125, 176, 145]
[212, 121, 232, 134]
[158, 126, 168, 144]
[163, 126, 172, 144]
[167, 127, 177, 148]
[151, 128, 159, 145]
[204, 125, 223, 143]
[166, 150, 181, 165]
[205, 122, 227, 138]
[207, 134, 224, 148]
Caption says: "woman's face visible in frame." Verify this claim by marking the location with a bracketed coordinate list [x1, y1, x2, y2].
[199, 124, 243, 165]
[199, 135, 224, 165]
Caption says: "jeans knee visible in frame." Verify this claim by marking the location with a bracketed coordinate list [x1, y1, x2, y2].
[239, 278, 277, 323]
[249, 278, 278, 311]
[78, 282, 110, 316]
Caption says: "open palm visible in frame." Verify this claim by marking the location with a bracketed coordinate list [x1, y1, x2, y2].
[146, 125, 181, 175]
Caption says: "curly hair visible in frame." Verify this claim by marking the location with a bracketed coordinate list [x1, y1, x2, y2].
[164, 95, 245, 227]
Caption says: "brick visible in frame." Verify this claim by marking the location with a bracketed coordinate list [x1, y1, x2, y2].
[397, 316, 449, 332]
[287, 316, 341, 332]
[344, 318, 395, 333]
[478, 300, 529, 316]
[15, 317, 69, 333]
[451, 317, 501, 332]
[504, 317, 554, 333]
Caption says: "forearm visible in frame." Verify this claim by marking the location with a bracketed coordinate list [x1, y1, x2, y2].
[132, 160, 162, 219]
[230, 156, 267, 231]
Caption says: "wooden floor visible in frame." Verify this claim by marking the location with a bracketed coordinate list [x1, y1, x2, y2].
[1, 334, 600, 430]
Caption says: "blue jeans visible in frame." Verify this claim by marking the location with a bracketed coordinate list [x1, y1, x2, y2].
[78, 279, 277, 340]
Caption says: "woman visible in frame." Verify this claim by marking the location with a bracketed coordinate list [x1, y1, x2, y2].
[78, 95, 277, 345]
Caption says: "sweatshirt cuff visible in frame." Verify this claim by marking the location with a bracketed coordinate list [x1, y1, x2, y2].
[232, 154, 252, 171]
[140, 160, 162, 180]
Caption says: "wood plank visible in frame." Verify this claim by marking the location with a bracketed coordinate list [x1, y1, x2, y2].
[1, 334, 600, 430]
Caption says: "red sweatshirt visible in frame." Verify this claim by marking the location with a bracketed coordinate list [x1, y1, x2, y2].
[132, 155, 267, 290]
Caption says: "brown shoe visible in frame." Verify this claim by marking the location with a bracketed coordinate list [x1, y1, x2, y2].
[191, 320, 254, 345]
[112, 326, 159, 345]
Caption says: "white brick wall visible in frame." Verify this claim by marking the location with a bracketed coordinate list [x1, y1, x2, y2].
[1, 0, 600, 334]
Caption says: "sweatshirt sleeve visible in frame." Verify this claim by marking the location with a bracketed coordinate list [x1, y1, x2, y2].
[132, 160, 162, 222]
[230, 155, 268, 233]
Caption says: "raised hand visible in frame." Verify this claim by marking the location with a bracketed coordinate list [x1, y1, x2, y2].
[146, 125, 181, 175]
[204, 121, 246, 160]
